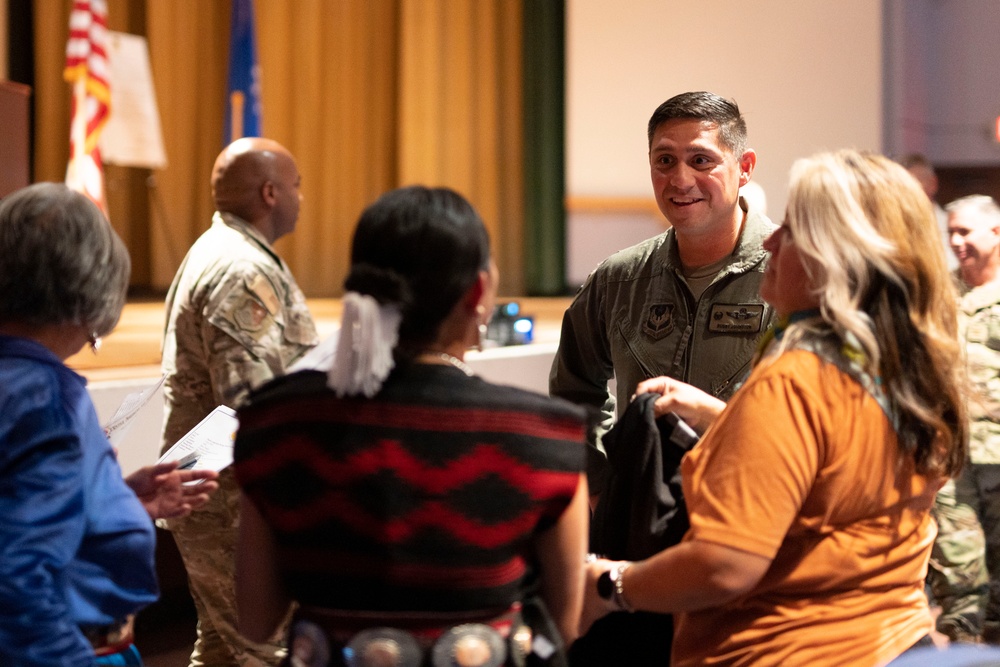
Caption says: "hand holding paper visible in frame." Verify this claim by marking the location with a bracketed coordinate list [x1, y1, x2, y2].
[125, 461, 219, 520]
[157, 405, 239, 475]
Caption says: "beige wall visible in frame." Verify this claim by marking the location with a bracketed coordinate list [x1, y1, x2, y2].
[565, 0, 883, 283]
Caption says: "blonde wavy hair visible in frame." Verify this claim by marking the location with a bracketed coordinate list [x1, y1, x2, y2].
[779, 149, 966, 476]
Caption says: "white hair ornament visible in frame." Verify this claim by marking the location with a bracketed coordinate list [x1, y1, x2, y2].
[326, 292, 402, 397]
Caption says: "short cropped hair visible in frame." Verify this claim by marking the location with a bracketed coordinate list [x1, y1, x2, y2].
[0, 183, 130, 336]
[647, 91, 748, 156]
[946, 194, 1000, 225]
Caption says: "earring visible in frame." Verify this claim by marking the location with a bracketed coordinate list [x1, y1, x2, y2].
[475, 305, 488, 352]
[476, 323, 488, 352]
[89, 334, 102, 354]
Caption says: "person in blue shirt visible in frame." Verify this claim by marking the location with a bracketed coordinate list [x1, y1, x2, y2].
[0, 183, 218, 666]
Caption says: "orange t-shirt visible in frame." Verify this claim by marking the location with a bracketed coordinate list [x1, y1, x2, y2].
[672, 349, 942, 667]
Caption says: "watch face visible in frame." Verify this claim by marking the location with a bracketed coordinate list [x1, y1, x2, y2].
[597, 570, 614, 600]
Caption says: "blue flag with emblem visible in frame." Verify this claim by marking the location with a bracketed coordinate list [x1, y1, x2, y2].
[223, 0, 261, 143]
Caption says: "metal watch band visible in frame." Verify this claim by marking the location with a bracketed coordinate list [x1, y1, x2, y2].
[610, 562, 635, 613]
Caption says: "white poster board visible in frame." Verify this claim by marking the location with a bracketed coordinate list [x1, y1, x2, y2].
[101, 31, 167, 169]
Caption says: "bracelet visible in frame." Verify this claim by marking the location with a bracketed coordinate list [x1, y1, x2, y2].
[610, 562, 635, 613]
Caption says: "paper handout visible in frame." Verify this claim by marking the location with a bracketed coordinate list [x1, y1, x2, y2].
[157, 405, 239, 478]
[103, 374, 166, 447]
[288, 328, 339, 372]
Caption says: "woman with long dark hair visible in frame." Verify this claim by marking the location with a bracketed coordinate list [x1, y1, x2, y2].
[234, 186, 588, 667]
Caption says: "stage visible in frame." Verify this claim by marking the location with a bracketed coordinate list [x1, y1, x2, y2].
[69, 297, 574, 475]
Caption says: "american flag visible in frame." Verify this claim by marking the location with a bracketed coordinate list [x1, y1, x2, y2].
[64, 0, 110, 215]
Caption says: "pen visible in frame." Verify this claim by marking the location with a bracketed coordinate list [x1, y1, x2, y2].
[176, 451, 199, 470]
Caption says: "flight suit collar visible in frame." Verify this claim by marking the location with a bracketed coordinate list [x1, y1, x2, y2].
[658, 197, 774, 279]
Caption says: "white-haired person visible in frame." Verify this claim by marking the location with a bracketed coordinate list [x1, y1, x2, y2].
[0, 183, 218, 666]
[581, 150, 967, 666]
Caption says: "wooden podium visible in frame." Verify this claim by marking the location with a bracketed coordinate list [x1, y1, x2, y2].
[0, 80, 31, 198]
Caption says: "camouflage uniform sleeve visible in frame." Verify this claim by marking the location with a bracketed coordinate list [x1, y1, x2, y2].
[965, 303, 1000, 463]
[203, 270, 302, 409]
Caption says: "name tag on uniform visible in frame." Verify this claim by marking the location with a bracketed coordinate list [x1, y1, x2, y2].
[708, 304, 765, 334]
[246, 274, 281, 316]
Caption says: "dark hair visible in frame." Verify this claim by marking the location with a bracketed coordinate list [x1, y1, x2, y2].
[344, 186, 490, 348]
[0, 183, 130, 335]
[896, 152, 933, 172]
[647, 91, 747, 155]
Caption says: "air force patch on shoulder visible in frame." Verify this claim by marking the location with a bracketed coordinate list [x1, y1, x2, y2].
[643, 303, 675, 340]
[709, 304, 765, 333]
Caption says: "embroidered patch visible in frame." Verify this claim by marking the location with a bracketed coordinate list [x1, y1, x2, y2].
[708, 304, 765, 333]
[246, 274, 280, 316]
[234, 297, 270, 332]
[643, 303, 675, 340]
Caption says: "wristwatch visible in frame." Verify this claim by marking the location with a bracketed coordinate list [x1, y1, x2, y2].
[596, 562, 634, 612]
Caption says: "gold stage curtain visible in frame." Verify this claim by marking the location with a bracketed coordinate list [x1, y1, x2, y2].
[397, 0, 524, 295]
[32, 0, 524, 297]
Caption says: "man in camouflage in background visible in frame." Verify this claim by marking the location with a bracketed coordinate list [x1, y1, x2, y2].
[161, 137, 318, 666]
[930, 195, 1000, 644]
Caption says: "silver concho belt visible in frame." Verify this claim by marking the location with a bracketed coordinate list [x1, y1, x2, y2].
[288, 614, 534, 667]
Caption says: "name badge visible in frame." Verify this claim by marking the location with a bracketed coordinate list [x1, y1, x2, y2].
[708, 304, 765, 334]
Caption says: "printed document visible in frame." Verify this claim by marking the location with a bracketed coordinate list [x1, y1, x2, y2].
[158, 405, 239, 478]
[102, 374, 166, 447]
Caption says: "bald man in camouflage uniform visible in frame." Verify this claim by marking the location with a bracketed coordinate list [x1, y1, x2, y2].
[930, 195, 1000, 644]
[161, 137, 318, 666]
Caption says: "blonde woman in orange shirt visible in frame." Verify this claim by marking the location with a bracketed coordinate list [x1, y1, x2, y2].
[581, 149, 967, 666]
